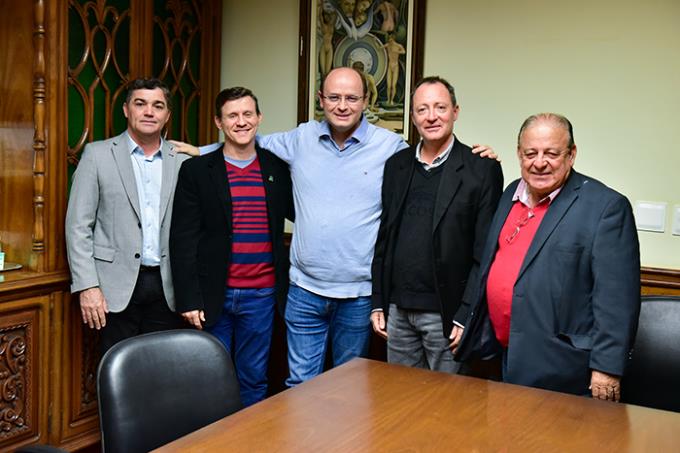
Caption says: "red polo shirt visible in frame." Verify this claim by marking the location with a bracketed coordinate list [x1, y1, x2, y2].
[486, 181, 560, 348]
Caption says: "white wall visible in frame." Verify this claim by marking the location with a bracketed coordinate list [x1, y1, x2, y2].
[220, 0, 680, 268]
[221, 0, 299, 134]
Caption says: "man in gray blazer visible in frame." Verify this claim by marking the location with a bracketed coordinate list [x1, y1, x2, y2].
[66, 78, 190, 353]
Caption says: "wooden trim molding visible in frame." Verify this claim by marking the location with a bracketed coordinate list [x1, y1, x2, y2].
[641, 266, 680, 295]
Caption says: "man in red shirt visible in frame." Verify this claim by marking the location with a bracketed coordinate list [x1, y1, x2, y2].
[453, 113, 640, 401]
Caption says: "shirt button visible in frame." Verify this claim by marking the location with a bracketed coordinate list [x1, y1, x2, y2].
[134, 253, 140, 259]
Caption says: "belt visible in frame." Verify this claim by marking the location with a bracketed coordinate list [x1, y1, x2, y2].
[140, 265, 160, 272]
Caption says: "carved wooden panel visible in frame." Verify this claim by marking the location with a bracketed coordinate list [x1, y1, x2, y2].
[50, 292, 100, 449]
[67, 0, 132, 165]
[153, 0, 203, 143]
[78, 321, 100, 413]
[0, 295, 49, 450]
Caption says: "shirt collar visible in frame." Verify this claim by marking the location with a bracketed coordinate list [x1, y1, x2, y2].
[415, 135, 455, 170]
[319, 115, 369, 145]
[126, 131, 163, 157]
[513, 178, 562, 207]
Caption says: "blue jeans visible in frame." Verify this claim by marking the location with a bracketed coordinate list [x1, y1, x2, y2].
[284, 284, 372, 387]
[206, 287, 275, 407]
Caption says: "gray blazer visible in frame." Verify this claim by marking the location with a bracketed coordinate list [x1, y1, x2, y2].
[65, 132, 190, 312]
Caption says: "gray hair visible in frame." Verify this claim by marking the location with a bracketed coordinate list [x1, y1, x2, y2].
[517, 113, 575, 148]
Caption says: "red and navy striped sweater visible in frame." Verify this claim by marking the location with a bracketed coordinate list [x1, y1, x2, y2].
[225, 158, 275, 288]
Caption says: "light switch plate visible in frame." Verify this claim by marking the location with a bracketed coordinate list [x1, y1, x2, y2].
[634, 201, 666, 233]
[673, 205, 680, 236]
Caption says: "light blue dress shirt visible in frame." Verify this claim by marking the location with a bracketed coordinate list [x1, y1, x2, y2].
[127, 133, 163, 266]
[201, 118, 408, 298]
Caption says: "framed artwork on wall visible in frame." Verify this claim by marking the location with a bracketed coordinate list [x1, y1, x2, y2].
[297, 0, 426, 143]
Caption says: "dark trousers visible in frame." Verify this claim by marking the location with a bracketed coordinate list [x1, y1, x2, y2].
[100, 267, 184, 354]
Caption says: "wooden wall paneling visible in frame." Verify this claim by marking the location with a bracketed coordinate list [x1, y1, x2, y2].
[130, 0, 154, 78]
[0, 0, 38, 271]
[32, 0, 47, 272]
[152, 0, 203, 143]
[0, 294, 51, 451]
[50, 292, 100, 450]
[45, 0, 69, 274]
[198, 0, 222, 145]
[67, 0, 134, 162]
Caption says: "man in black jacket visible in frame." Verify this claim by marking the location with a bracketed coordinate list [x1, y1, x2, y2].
[371, 77, 502, 372]
[170, 87, 293, 406]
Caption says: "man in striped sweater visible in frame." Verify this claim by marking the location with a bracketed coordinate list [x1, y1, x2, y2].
[170, 87, 293, 407]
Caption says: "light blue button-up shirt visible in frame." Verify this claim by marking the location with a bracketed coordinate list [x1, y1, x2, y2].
[199, 118, 408, 297]
[127, 133, 163, 266]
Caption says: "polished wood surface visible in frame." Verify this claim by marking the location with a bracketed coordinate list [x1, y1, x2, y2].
[0, 0, 38, 270]
[156, 358, 680, 453]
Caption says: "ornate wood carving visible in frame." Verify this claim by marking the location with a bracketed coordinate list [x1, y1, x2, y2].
[79, 324, 99, 410]
[0, 304, 41, 447]
[67, 0, 131, 165]
[153, 0, 202, 143]
[0, 330, 29, 437]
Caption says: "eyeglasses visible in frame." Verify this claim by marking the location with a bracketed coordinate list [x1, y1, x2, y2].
[505, 209, 535, 244]
[320, 94, 365, 105]
[520, 149, 572, 162]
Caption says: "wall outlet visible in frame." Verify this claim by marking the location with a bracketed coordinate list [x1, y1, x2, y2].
[634, 201, 667, 233]
[673, 205, 680, 236]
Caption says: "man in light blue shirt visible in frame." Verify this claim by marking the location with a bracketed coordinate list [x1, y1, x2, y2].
[174, 67, 492, 386]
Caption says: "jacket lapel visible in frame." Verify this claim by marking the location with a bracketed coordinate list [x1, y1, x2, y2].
[111, 133, 141, 221]
[432, 139, 464, 233]
[159, 140, 177, 225]
[207, 144, 231, 224]
[385, 150, 415, 230]
[516, 171, 583, 281]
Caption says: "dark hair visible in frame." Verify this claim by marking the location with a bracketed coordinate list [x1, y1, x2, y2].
[125, 78, 172, 110]
[518, 113, 575, 149]
[321, 67, 368, 97]
[411, 76, 457, 109]
[214, 87, 260, 117]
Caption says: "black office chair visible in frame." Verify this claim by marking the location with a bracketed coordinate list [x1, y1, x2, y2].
[97, 329, 242, 453]
[622, 295, 680, 412]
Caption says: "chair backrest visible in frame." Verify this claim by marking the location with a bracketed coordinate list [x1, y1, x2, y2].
[97, 329, 242, 453]
[622, 295, 680, 412]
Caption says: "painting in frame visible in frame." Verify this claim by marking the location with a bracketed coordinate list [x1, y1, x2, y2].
[297, 0, 426, 143]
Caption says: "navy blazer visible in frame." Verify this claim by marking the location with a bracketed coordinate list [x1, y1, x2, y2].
[170, 144, 294, 327]
[371, 138, 503, 337]
[455, 170, 640, 395]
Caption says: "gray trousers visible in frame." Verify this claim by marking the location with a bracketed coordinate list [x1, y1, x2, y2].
[387, 304, 461, 373]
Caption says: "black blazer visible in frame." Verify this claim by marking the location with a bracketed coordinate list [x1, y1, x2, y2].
[170, 144, 294, 327]
[455, 171, 640, 395]
[371, 138, 503, 337]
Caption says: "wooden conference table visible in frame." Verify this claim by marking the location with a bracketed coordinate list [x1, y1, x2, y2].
[154, 358, 680, 452]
